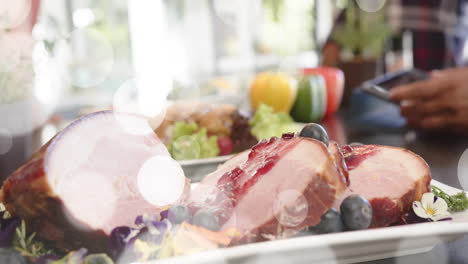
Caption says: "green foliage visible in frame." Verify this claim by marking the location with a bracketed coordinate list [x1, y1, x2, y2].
[432, 185, 468, 212]
[13, 220, 54, 258]
[332, 0, 390, 59]
[263, 0, 284, 22]
[249, 104, 300, 140]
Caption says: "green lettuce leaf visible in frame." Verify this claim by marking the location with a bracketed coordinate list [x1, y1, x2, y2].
[169, 122, 219, 160]
[195, 128, 219, 158]
[249, 104, 300, 140]
[171, 121, 198, 141]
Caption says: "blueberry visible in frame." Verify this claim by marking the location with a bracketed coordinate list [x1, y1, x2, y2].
[192, 210, 220, 231]
[299, 123, 329, 146]
[340, 194, 373, 230]
[0, 248, 27, 264]
[308, 208, 345, 234]
[168, 205, 190, 225]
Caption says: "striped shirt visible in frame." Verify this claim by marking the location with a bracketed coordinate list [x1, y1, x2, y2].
[386, 0, 468, 70]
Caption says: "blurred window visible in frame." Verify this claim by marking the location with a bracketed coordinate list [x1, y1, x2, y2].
[35, 0, 328, 105]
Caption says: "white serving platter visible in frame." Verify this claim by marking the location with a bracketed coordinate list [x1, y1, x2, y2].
[178, 155, 234, 167]
[178, 155, 233, 182]
[146, 180, 468, 264]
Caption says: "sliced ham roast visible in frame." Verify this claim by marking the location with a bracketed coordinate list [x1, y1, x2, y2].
[187, 135, 349, 242]
[336, 144, 431, 227]
[1, 110, 432, 252]
[0, 111, 183, 252]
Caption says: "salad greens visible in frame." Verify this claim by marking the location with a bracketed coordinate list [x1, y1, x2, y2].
[167, 103, 301, 159]
[249, 104, 301, 140]
[431, 185, 468, 212]
[171, 121, 198, 140]
[169, 122, 219, 160]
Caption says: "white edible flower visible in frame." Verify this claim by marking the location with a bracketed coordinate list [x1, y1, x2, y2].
[413, 192, 451, 221]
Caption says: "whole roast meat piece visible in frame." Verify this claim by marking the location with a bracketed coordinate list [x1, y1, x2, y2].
[336, 144, 431, 227]
[0, 111, 187, 252]
[187, 134, 349, 242]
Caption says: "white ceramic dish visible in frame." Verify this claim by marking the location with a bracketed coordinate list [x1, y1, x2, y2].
[147, 180, 467, 264]
[178, 155, 234, 167]
[178, 155, 234, 182]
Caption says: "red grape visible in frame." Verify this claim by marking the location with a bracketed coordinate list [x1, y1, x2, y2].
[217, 137, 233, 156]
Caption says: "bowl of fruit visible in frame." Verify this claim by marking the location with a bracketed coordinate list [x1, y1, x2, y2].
[249, 68, 344, 124]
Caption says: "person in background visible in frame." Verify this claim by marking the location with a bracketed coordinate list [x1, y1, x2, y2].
[386, 0, 468, 133]
[390, 67, 468, 133]
[325, 0, 468, 133]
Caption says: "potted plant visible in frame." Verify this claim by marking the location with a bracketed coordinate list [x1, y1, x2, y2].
[327, 0, 390, 105]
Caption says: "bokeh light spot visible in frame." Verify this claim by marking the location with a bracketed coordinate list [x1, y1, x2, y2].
[60, 170, 117, 232]
[137, 156, 185, 207]
[73, 8, 95, 28]
[273, 189, 308, 228]
[113, 79, 168, 134]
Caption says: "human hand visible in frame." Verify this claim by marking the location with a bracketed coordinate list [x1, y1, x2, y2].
[390, 68, 468, 133]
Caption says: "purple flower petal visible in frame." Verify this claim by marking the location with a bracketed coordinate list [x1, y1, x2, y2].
[433, 196, 438, 203]
[134, 215, 144, 226]
[135, 223, 165, 245]
[160, 210, 169, 221]
[151, 221, 168, 234]
[108, 226, 132, 259]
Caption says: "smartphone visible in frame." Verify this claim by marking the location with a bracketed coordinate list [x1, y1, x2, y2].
[361, 69, 429, 103]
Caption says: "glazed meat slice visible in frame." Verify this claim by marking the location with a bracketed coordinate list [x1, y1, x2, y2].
[0, 111, 186, 252]
[336, 145, 431, 227]
[188, 135, 348, 242]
